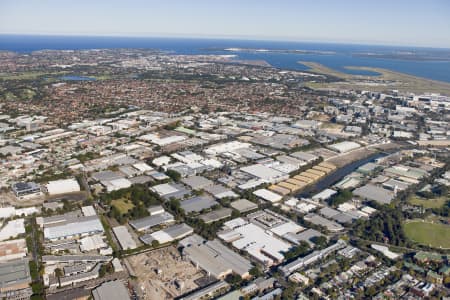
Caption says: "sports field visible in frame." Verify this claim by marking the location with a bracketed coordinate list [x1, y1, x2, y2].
[403, 220, 450, 249]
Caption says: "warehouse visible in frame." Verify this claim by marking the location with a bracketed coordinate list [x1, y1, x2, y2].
[200, 208, 232, 224]
[92, 280, 131, 300]
[268, 185, 290, 196]
[303, 213, 344, 232]
[151, 183, 190, 200]
[293, 175, 314, 184]
[353, 184, 394, 204]
[179, 234, 253, 279]
[290, 152, 318, 163]
[43, 215, 104, 241]
[204, 184, 238, 199]
[329, 141, 361, 153]
[300, 171, 322, 180]
[230, 199, 258, 213]
[277, 181, 299, 192]
[45, 178, 80, 195]
[140, 223, 193, 245]
[180, 196, 218, 213]
[181, 175, 214, 190]
[240, 164, 287, 182]
[0, 239, 27, 262]
[0, 258, 32, 297]
[253, 189, 283, 203]
[312, 165, 333, 174]
[129, 212, 175, 231]
[318, 162, 336, 171]
[218, 218, 291, 266]
[306, 169, 326, 177]
[112, 226, 137, 250]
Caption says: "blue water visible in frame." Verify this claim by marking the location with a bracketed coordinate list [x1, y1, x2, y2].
[1, 35, 450, 82]
[60, 75, 96, 81]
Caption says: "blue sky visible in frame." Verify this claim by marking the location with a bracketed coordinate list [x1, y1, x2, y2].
[1, 0, 450, 47]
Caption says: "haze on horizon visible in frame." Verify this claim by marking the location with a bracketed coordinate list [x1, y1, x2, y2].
[1, 0, 450, 48]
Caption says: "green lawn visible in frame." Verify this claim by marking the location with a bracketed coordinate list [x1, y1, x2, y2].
[403, 220, 450, 249]
[111, 199, 135, 215]
[408, 195, 447, 209]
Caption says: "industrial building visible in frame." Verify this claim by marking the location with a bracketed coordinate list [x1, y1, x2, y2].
[218, 218, 291, 266]
[43, 215, 104, 241]
[179, 234, 253, 279]
[230, 199, 258, 213]
[0, 239, 27, 262]
[280, 240, 346, 276]
[200, 208, 232, 224]
[329, 141, 361, 153]
[140, 223, 193, 245]
[129, 211, 175, 231]
[353, 184, 395, 204]
[45, 178, 81, 195]
[253, 189, 283, 203]
[112, 226, 137, 250]
[180, 196, 218, 213]
[92, 280, 130, 300]
[0, 259, 32, 298]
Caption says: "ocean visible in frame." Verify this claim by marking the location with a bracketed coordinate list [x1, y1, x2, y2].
[1, 34, 450, 83]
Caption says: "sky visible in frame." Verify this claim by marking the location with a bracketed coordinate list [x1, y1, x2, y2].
[1, 0, 450, 48]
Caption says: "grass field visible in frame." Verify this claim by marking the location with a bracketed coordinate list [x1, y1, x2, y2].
[408, 195, 447, 209]
[403, 220, 450, 249]
[111, 199, 135, 215]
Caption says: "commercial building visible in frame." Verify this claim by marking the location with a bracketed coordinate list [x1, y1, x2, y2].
[11, 182, 41, 199]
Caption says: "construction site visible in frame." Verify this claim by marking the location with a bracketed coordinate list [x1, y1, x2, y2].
[126, 246, 207, 300]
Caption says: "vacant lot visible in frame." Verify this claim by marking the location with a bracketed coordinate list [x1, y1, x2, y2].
[403, 220, 450, 249]
[126, 246, 204, 300]
[408, 195, 447, 209]
[111, 199, 135, 214]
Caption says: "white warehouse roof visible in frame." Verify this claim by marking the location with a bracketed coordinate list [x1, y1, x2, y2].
[253, 189, 283, 203]
[45, 178, 80, 195]
[44, 216, 104, 240]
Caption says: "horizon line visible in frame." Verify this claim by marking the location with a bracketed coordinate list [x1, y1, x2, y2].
[1, 32, 450, 50]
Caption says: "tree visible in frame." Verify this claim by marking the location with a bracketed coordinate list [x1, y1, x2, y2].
[166, 170, 181, 182]
[249, 266, 263, 278]
[54, 268, 63, 278]
[151, 240, 160, 248]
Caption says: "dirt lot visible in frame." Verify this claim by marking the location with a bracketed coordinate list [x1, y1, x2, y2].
[126, 246, 204, 300]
